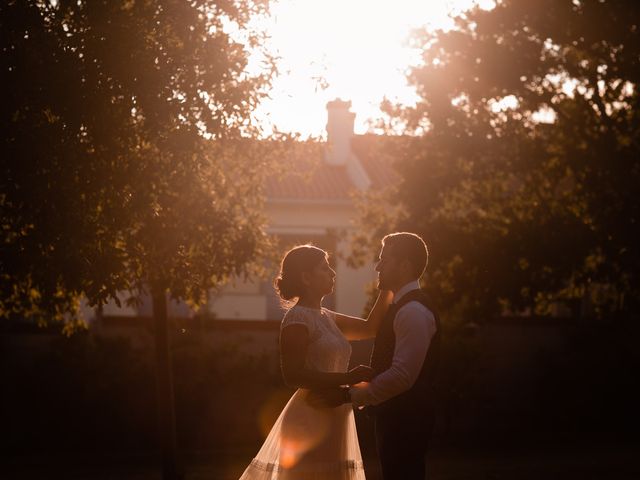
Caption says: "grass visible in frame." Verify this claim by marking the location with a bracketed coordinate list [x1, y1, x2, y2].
[3, 443, 639, 479]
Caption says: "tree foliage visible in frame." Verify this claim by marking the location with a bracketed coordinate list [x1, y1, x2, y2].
[356, 0, 640, 320]
[1, 0, 280, 329]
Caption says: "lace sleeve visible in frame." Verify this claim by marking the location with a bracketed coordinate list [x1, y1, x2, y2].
[281, 307, 312, 330]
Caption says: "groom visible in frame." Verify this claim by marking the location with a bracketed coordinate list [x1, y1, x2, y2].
[316, 232, 440, 479]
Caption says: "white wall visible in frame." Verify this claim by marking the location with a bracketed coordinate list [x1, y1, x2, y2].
[206, 199, 377, 320]
[334, 237, 376, 317]
[207, 290, 268, 320]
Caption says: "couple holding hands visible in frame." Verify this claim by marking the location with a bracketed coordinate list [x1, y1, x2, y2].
[240, 232, 440, 480]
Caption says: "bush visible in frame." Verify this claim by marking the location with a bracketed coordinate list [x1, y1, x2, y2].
[1, 332, 283, 454]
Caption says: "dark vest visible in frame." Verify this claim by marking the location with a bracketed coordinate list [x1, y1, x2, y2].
[370, 289, 441, 416]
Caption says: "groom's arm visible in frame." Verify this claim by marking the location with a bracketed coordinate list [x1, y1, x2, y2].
[350, 302, 436, 407]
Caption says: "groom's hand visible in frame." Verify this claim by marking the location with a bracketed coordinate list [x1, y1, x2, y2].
[349, 382, 371, 409]
[306, 387, 349, 409]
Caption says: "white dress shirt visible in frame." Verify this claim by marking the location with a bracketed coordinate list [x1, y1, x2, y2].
[350, 280, 437, 407]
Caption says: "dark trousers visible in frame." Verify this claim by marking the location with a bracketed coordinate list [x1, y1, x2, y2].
[374, 409, 434, 480]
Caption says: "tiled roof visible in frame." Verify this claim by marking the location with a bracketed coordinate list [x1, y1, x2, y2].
[265, 134, 400, 201]
[350, 134, 401, 189]
[266, 160, 355, 201]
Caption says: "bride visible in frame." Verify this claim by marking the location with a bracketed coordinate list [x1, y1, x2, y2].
[239, 244, 391, 479]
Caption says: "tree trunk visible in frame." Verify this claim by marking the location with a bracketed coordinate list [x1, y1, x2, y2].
[152, 284, 181, 480]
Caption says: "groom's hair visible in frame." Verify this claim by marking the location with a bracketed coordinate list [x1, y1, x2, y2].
[382, 232, 428, 279]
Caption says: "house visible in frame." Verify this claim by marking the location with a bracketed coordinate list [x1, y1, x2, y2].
[206, 99, 397, 320]
[91, 99, 397, 322]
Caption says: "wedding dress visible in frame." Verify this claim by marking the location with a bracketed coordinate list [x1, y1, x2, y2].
[239, 305, 366, 479]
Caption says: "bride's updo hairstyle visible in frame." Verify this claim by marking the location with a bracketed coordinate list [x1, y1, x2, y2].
[274, 244, 328, 304]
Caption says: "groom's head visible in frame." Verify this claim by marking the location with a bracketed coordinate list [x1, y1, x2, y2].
[376, 232, 428, 292]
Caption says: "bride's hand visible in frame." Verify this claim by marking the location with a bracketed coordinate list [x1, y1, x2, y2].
[347, 365, 374, 384]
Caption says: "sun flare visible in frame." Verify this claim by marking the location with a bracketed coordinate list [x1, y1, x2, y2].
[248, 0, 494, 137]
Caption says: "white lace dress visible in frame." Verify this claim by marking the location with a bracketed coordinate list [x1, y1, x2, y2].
[239, 305, 366, 480]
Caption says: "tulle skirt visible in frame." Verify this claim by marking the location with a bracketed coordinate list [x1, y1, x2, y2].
[239, 388, 366, 479]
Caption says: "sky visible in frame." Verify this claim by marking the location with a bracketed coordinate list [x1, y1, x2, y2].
[245, 0, 496, 138]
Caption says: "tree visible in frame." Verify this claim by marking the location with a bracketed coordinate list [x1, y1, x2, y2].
[355, 0, 640, 321]
[2, 1, 280, 477]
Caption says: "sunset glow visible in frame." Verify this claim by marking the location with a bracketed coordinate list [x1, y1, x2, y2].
[249, 0, 496, 137]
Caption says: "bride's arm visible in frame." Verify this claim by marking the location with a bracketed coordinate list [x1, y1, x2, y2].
[280, 324, 373, 389]
[333, 290, 393, 341]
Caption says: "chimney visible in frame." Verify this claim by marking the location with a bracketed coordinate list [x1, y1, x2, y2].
[325, 99, 355, 166]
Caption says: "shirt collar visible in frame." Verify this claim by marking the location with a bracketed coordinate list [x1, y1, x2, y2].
[393, 280, 421, 304]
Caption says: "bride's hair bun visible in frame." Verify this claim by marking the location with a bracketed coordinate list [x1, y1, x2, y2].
[274, 275, 297, 301]
[274, 244, 327, 304]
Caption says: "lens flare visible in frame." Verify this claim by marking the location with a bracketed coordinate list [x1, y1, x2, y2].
[279, 391, 332, 468]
